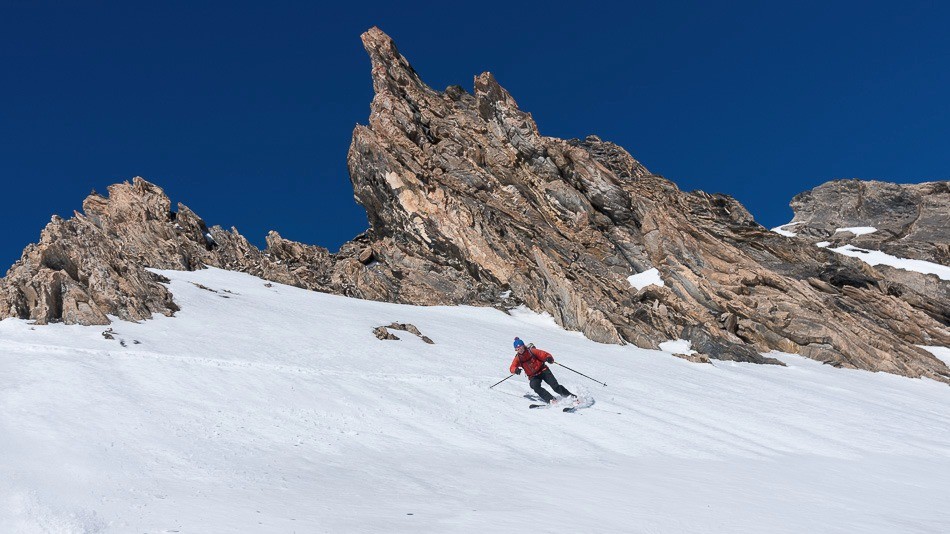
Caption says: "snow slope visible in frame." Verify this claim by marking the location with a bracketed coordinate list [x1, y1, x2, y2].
[1, 268, 949, 533]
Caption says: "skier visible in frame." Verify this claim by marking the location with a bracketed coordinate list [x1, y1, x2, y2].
[510, 337, 575, 404]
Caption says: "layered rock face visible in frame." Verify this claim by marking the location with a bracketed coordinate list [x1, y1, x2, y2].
[788, 179, 950, 264]
[2, 27, 949, 383]
[781, 179, 950, 305]
[341, 28, 950, 380]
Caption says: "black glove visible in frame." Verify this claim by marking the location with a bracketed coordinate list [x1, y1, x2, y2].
[514, 368, 522, 375]
[546, 356, 554, 363]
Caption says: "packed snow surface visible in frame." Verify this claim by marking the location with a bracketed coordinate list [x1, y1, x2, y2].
[835, 226, 878, 236]
[828, 244, 950, 280]
[2, 268, 949, 533]
[627, 267, 665, 290]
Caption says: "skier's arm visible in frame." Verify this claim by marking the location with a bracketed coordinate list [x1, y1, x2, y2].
[510, 357, 521, 374]
[534, 349, 555, 364]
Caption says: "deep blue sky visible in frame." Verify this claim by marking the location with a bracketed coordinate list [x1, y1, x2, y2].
[2, 1, 948, 270]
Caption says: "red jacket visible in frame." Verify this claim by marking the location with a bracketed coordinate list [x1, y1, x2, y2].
[510, 347, 554, 378]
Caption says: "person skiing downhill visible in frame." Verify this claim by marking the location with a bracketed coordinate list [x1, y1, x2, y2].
[510, 337, 575, 404]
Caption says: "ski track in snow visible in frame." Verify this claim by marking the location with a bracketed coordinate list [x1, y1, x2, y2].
[1, 267, 949, 533]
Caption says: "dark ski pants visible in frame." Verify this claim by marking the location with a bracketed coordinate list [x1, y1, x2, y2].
[530, 369, 572, 403]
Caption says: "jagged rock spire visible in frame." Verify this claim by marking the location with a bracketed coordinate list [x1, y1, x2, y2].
[361, 27, 432, 96]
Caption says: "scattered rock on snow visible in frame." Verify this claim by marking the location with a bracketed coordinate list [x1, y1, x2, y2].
[192, 283, 218, 292]
[670, 352, 711, 364]
[373, 323, 434, 343]
[373, 326, 400, 340]
[386, 322, 435, 344]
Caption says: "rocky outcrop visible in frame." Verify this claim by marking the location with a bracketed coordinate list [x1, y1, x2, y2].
[788, 179, 950, 265]
[373, 323, 434, 344]
[340, 28, 950, 380]
[779, 179, 950, 305]
[1, 27, 948, 384]
[0, 179, 211, 324]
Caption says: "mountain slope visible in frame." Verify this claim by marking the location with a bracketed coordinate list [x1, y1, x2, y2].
[1, 27, 948, 382]
[1, 268, 949, 532]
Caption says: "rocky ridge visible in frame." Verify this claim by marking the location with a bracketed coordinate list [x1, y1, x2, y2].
[1, 28, 948, 382]
[786, 179, 949, 265]
[777, 179, 950, 306]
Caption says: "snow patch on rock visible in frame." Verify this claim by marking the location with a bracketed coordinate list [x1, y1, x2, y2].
[770, 222, 802, 237]
[628, 268, 665, 290]
[835, 226, 878, 236]
[828, 245, 950, 281]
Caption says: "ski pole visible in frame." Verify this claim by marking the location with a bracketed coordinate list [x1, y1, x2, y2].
[554, 362, 607, 387]
[488, 374, 515, 389]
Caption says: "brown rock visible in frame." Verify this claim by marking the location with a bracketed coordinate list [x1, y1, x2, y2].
[384, 322, 434, 344]
[358, 247, 374, 264]
[373, 326, 399, 340]
[341, 27, 949, 380]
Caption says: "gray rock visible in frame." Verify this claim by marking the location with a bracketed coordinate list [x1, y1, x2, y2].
[789, 179, 950, 265]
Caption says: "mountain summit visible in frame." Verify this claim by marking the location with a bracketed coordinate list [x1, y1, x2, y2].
[1, 28, 948, 382]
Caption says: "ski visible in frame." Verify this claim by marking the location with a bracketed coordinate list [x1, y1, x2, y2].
[563, 397, 596, 413]
[529, 404, 548, 409]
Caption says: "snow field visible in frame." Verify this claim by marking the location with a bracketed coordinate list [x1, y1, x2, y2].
[0, 267, 948, 533]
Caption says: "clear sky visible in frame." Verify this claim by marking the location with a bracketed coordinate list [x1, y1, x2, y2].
[2, 1, 948, 270]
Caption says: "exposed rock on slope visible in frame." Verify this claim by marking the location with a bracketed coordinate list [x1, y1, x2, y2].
[779, 179, 950, 304]
[788, 179, 950, 264]
[1, 27, 949, 383]
[341, 28, 950, 380]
